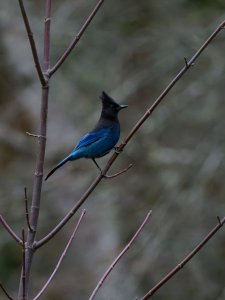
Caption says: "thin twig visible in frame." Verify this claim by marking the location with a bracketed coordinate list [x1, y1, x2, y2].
[140, 216, 225, 300]
[24, 188, 33, 232]
[89, 210, 152, 300]
[17, 0, 46, 86]
[49, 0, 105, 76]
[36, 21, 225, 249]
[0, 282, 14, 300]
[26, 132, 46, 139]
[103, 163, 133, 179]
[183, 56, 188, 68]
[217, 216, 222, 225]
[0, 215, 22, 245]
[33, 210, 86, 300]
[22, 229, 26, 300]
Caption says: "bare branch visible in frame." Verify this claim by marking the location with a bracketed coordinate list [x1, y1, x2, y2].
[17, 0, 47, 86]
[0, 215, 22, 245]
[0, 282, 14, 300]
[103, 163, 133, 179]
[24, 188, 33, 232]
[140, 216, 225, 300]
[22, 229, 26, 300]
[49, 0, 105, 76]
[36, 21, 225, 248]
[33, 210, 86, 300]
[18, 1, 52, 298]
[89, 210, 152, 300]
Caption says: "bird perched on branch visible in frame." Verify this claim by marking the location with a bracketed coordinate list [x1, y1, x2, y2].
[45, 91, 128, 180]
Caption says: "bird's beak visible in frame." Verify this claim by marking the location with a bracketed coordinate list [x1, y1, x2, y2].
[119, 104, 128, 110]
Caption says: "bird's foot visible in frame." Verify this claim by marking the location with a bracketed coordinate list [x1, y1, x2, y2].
[114, 146, 123, 154]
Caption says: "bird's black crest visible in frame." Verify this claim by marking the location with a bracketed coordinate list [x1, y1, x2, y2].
[100, 91, 119, 107]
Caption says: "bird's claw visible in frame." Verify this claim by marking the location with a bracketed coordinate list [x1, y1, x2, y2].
[114, 146, 123, 154]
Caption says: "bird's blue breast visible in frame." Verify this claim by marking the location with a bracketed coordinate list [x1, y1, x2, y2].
[71, 124, 120, 160]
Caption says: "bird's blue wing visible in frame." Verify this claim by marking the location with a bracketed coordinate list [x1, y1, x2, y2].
[74, 127, 111, 150]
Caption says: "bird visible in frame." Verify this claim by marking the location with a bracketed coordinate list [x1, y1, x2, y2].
[45, 91, 128, 180]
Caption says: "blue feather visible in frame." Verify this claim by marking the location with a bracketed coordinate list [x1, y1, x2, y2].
[74, 128, 111, 150]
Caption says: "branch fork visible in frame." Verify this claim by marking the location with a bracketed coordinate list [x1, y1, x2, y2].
[183, 56, 194, 68]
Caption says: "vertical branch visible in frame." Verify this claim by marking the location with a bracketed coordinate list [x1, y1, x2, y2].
[18, 1, 51, 299]
[43, 0, 51, 72]
[18, 0, 46, 86]
[23, 188, 32, 232]
[21, 230, 26, 300]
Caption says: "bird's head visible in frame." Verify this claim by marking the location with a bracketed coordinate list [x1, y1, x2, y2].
[100, 91, 128, 115]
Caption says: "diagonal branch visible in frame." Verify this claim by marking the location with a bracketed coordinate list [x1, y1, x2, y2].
[48, 0, 105, 76]
[36, 20, 225, 249]
[89, 210, 152, 300]
[0, 282, 14, 300]
[33, 210, 86, 300]
[18, 0, 47, 86]
[0, 214, 22, 245]
[140, 216, 225, 300]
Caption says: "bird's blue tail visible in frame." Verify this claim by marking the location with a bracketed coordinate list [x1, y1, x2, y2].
[45, 154, 72, 181]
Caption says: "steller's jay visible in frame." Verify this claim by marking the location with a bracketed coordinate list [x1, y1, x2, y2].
[45, 91, 128, 180]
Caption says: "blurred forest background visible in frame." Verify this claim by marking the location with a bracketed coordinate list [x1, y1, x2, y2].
[0, 0, 225, 299]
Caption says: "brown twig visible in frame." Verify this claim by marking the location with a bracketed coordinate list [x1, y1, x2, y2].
[17, 0, 46, 86]
[26, 132, 46, 139]
[103, 163, 133, 179]
[0, 282, 14, 300]
[89, 210, 152, 300]
[140, 216, 225, 300]
[217, 216, 222, 225]
[24, 188, 33, 232]
[48, 0, 105, 76]
[0, 215, 22, 245]
[183, 56, 189, 68]
[22, 229, 26, 300]
[36, 20, 225, 249]
[33, 210, 86, 300]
